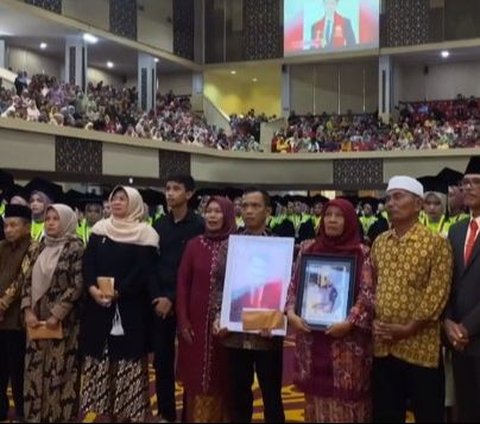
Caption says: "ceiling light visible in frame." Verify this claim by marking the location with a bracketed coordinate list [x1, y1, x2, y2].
[83, 33, 99, 44]
[154, 58, 159, 63]
[40, 42, 47, 50]
[107, 61, 114, 69]
[441, 50, 450, 58]
[230, 70, 236, 75]
[252, 78, 258, 82]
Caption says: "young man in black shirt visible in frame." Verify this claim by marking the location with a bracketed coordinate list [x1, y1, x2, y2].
[151, 175, 204, 422]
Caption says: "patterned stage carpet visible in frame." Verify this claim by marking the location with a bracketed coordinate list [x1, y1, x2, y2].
[6, 335, 417, 423]
[6, 337, 305, 423]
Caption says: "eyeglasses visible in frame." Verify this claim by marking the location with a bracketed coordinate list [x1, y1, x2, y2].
[459, 178, 480, 189]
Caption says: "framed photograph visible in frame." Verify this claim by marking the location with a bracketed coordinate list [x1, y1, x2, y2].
[220, 235, 295, 336]
[295, 254, 357, 330]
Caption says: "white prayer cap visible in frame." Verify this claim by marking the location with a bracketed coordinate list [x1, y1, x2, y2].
[386, 176, 424, 198]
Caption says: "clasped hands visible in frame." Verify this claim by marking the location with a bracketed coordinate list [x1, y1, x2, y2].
[24, 308, 59, 330]
[373, 320, 416, 342]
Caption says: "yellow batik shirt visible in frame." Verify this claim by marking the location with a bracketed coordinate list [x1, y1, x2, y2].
[371, 223, 453, 368]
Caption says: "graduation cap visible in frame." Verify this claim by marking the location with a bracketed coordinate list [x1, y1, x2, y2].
[25, 177, 63, 203]
[0, 170, 14, 191]
[139, 189, 166, 207]
[437, 168, 463, 187]
[417, 175, 448, 195]
[223, 187, 243, 201]
[360, 196, 380, 210]
[4, 204, 31, 221]
[4, 184, 29, 204]
[465, 156, 480, 175]
[311, 194, 329, 205]
[64, 189, 84, 210]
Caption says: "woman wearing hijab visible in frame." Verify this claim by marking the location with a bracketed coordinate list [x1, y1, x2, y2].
[176, 196, 236, 422]
[20, 204, 84, 422]
[29, 191, 52, 242]
[286, 199, 375, 423]
[80, 186, 159, 422]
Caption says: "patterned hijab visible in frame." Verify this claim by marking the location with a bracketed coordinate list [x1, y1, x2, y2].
[31, 204, 78, 309]
[204, 196, 237, 241]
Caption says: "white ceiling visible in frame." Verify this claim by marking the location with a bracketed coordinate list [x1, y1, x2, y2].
[0, 2, 188, 77]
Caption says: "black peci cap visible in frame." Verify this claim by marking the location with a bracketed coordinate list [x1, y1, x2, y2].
[4, 204, 32, 221]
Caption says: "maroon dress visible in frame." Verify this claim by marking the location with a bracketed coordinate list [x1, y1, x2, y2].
[287, 199, 375, 423]
[177, 236, 230, 422]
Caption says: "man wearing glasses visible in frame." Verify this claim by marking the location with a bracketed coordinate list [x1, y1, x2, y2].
[445, 156, 480, 422]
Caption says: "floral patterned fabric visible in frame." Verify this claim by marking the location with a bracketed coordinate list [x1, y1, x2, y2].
[20, 239, 84, 422]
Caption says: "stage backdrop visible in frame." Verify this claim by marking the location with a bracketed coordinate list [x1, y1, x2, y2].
[284, 0, 379, 56]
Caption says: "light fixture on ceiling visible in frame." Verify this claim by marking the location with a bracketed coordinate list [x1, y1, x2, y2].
[154, 58, 159, 63]
[441, 50, 450, 59]
[107, 61, 114, 69]
[40, 42, 47, 50]
[83, 33, 99, 44]
[252, 78, 258, 82]
[230, 70, 236, 75]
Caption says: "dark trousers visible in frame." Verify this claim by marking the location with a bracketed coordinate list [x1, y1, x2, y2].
[152, 315, 177, 422]
[452, 353, 480, 423]
[228, 347, 285, 423]
[0, 330, 26, 420]
[373, 355, 445, 423]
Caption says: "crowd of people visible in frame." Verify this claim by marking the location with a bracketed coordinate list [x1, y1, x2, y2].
[272, 96, 480, 153]
[0, 72, 265, 152]
[3, 72, 480, 156]
[0, 158, 480, 423]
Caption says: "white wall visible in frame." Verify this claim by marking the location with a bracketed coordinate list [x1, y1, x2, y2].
[290, 60, 378, 115]
[87, 68, 124, 87]
[7, 47, 61, 80]
[62, 0, 109, 31]
[157, 72, 193, 95]
[394, 59, 480, 103]
[6, 46, 127, 88]
[137, 0, 173, 52]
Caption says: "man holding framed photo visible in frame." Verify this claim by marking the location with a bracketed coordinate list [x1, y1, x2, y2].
[214, 188, 286, 423]
[371, 176, 453, 423]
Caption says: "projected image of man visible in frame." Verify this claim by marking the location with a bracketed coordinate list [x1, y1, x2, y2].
[311, 0, 356, 49]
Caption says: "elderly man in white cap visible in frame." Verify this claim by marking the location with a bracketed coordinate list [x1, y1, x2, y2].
[371, 176, 453, 423]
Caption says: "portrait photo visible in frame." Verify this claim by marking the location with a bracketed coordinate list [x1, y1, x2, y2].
[296, 254, 356, 329]
[220, 235, 295, 335]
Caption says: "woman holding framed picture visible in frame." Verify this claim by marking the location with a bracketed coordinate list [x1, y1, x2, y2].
[286, 198, 375, 423]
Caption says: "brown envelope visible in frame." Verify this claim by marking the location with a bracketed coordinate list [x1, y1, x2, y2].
[27, 321, 63, 340]
[242, 309, 285, 331]
[97, 276, 115, 297]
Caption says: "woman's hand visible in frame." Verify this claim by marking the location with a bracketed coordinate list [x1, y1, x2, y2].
[287, 310, 311, 333]
[24, 308, 40, 328]
[181, 327, 195, 344]
[89, 286, 112, 308]
[46, 316, 60, 330]
[325, 321, 353, 338]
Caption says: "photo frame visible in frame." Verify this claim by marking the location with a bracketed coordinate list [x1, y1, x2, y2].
[220, 235, 295, 336]
[295, 254, 357, 330]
